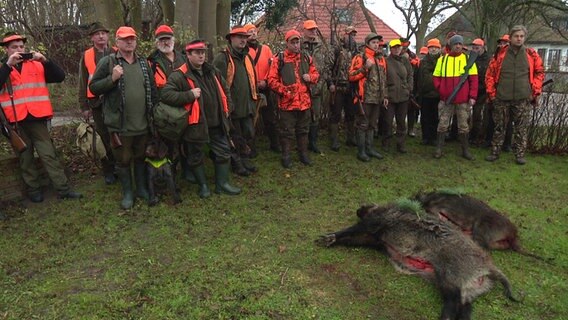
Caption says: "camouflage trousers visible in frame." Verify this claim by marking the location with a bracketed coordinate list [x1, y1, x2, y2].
[437, 101, 470, 134]
[491, 99, 532, 158]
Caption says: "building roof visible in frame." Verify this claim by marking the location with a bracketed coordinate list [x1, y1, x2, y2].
[256, 0, 401, 45]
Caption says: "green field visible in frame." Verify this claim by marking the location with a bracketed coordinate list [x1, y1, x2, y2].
[1, 131, 567, 320]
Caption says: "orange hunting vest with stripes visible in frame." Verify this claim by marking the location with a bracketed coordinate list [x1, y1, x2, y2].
[177, 64, 229, 124]
[0, 61, 53, 123]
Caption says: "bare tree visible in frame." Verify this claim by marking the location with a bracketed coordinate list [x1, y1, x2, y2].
[391, 0, 466, 48]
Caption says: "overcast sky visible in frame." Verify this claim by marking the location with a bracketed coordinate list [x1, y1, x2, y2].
[366, 1, 454, 48]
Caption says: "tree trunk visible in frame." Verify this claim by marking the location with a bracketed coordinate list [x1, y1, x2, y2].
[199, 1, 218, 50]
[91, 0, 123, 30]
[176, 0, 200, 37]
[216, 0, 231, 41]
[358, 0, 376, 34]
[126, 0, 143, 31]
[160, 0, 175, 25]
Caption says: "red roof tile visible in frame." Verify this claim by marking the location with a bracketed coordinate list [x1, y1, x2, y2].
[256, 0, 401, 45]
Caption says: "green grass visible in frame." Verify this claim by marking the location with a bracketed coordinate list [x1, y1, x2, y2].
[1, 133, 567, 319]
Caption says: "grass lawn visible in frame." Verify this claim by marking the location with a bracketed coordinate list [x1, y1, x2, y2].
[1, 131, 567, 319]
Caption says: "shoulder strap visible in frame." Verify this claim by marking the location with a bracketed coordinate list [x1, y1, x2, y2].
[278, 51, 284, 73]
[253, 45, 263, 65]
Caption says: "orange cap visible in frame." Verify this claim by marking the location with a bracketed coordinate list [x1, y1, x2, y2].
[499, 34, 510, 42]
[115, 26, 137, 39]
[426, 38, 441, 48]
[155, 25, 174, 39]
[0, 33, 26, 46]
[243, 23, 256, 32]
[303, 20, 318, 30]
[419, 46, 428, 54]
[471, 38, 484, 46]
[226, 26, 250, 40]
[285, 30, 301, 42]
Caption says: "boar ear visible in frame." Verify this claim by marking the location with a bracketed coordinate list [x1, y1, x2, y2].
[356, 204, 375, 219]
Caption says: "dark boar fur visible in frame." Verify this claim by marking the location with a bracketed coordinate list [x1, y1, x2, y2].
[413, 190, 547, 262]
[145, 137, 181, 206]
[318, 202, 521, 320]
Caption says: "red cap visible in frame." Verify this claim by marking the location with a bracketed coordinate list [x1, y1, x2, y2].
[499, 34, 510, 42]
[115, 26, 137, 39]
[185, 41, 207, 51]
[426, 38, 441, 48]
[419, 46, 428, 54]
[155, 25, 174, 39]
[1, 33, 26, 46]
[303, 20, 318, 30]
[226, 26, 250, 40]
[285, 30, 301, 42]
[472, 38, 484, 46]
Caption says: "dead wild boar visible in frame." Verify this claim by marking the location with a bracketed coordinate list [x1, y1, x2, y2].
[319, 202, 521, 320]
[413, 190, 547, 262]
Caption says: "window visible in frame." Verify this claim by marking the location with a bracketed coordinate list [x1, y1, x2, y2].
[538, 48, 547, 66]
[547, 49, 561, 69]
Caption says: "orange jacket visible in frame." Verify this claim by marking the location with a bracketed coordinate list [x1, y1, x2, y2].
[348, 47, 387, 103]
[267, 49, 319, 111]
[485, 46, 544, 100]
[177, 64, 229, 124]
[248, 44, 273, 82]
[0, 61, 53, 123]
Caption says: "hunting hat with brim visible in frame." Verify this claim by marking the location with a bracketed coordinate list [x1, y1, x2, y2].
[226, 27, 250, 40]
[1, 32, 26, 46]
[364, 33, 382, 44]
[88, 22, 109, 35]
[345, 26, 357, 34]
[303, 20, 318, 30]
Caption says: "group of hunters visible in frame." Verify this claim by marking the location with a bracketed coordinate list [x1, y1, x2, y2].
[0, 19, 544, 209]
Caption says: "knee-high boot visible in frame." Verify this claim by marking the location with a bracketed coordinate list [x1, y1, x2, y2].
[134, 161, 149, 201]
[116, 166, 134, 209]
[356, 130, 370, 162]
[215, 161, 242, 195]
[298, 134, 312, 165]
[329, 123, 340, 151]
[192, 164, 211, 198]
[366, 130, 384, 159]
[459, 133, 474, 160]
[433, 132, 445, 159]
[308, 125, 321, 154]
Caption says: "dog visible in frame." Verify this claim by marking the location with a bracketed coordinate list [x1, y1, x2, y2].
[144, 137, 181, 206]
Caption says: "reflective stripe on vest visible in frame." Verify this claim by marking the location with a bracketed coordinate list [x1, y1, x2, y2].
[225, 50, 258, 101]
[177, 64, 229, 124]
[84, 47, 97, 98]
[0, 61, 53, 123]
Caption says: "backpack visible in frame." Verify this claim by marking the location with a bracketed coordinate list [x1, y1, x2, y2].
[75, 122, 107, 162]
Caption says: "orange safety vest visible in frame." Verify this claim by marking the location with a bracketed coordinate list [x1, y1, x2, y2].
[177, 64, 229, 124]
[224, 49, 258, 101]
[84, 47, 117, 98]
[153, 64, 167, 88]
[84, 47, 97, 98]
[0, 61, 53, 123]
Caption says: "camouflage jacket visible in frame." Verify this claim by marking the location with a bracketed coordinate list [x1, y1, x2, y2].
[331, 44, 354, 86]
[303, 40, 332, 96]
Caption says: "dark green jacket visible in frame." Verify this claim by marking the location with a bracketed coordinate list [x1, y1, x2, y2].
[416, 53, 441, 99]
[161, 62, 232, 143]
[213, 45, 255, 119]
[89, 52, 158, 133]
[386, 54, 413, 103]
[147, 49, 186, 93]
